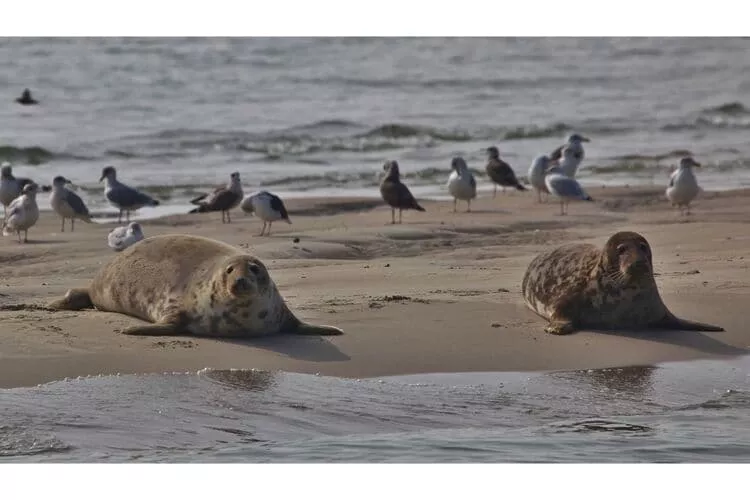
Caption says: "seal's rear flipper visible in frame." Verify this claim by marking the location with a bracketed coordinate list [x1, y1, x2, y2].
[122, 323, 183, 336]
[47, 288, 93, 310]
[293, 322, 344, 336]
[655, 314, 724, 332]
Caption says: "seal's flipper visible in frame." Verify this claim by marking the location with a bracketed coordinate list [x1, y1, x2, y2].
[47, 288, 93, 310]
[653, 313, 724, 332]
[544, 320, 577, 335]
[293, 322, 344, 336]
[122, 323, 183, 336]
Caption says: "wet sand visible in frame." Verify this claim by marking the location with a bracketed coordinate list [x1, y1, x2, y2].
[1, 185, 749, 388]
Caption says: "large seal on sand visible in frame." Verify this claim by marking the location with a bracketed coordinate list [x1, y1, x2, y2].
[521, 231, 724, 335]
[47, 234, 344, 337]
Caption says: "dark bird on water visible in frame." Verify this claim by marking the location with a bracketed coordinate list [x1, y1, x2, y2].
[379, 160, 425, 224]
[485, 146, 527, 196]
[15, 88, 39, 106]
[188, 171, 244, 224]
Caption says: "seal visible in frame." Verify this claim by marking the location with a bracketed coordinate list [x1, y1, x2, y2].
[521, 231, 724, 335]
[47, 234, 344, 337]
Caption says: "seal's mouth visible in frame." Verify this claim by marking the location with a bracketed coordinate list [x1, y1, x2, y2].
[231, 277, 256, 296]
[626, 261, 651, 277]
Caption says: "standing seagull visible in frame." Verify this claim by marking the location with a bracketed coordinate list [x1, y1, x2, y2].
[485, 146, 526, 196]
[188, 171, 244, 224]
[49, 175, 92, 232]
[544, 166, 594, 216]
[240, 190, 292, 236]
[2, 183, 40, 243]
[379, 160, 425, 224]
[666, 157, 702, 216]
[446, 156, 477, 212]
[1, 162, 36, 220]
[549, 133, 590, 176]
[528, 155, 552, 203]
[100, 166, 160, 224]
[108, 222, 145, 252]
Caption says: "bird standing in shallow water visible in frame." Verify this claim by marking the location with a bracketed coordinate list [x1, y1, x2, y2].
[240, 190, 292, 236]
[446, 156, 476, 212]
[485, 146, 526, 196]
[666, 156, 702, 216]
[49, 175, 92, 232]
[379, 160, 425, 224]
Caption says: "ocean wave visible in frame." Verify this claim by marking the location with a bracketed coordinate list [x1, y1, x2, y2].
[702, 101, 749, 115]
[0, 145, 92, 165]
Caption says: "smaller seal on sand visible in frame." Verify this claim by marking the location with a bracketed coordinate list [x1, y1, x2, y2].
[189, 171, 244, 224]
[521, 231, 724, 335]
[666, 157, 702, 215]
[485, 146, 526, 196]
[240, 190, 292, 236]
[47, 234, 344, 337]
[49, 175, 92, 232]
[446, 156, 476, 212]
[379, 160, 425, 224]
[15, 88, 39, 106]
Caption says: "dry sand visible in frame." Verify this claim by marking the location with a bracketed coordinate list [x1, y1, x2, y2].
[1, 185, 749, 388]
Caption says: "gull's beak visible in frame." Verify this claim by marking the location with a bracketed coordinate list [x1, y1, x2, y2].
[693, 161, 702, 167]
[581, 136, 591, 142]
[99, 174, 105, 182]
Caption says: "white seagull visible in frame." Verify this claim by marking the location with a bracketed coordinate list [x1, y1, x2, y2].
[49, 175, 93, 232]
[1, 162, 37, 220]
[544, 166, 594, 216]
[99, 166, 160, 223]
[549, 133, 590, 178]
[2, 182, 40, 243]
[666, 156, 702, 215]
[446, 156, 477, 212]
[240, 191, 292, 236]
[528, 155, 552, 203]
[108, 222, 145, 252]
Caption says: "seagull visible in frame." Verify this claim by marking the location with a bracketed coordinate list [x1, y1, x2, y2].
[549, 133, 591, 162]
[240, 190, 292, 236]
[485, 146, 526, 196]
[1, 162, 37, 220]
[2, 183, 40, 243]
[544, 166, 594, 216]
[108, 222, 145, 252]
[379, 160, 426, 224]
[528, 155, 552, 203]
[188, 171, 244, 223]
[49, 175, 92, 232]
[666, 157, 702, 215]
[447, 156, 477, 212]
[99, 166, 160, 223]
[15, 88, 39, 106]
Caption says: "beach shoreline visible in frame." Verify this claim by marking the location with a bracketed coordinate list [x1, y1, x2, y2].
[1, 185, 749, 389]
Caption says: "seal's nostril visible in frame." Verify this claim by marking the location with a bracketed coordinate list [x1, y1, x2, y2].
[248, 264, 260, 275]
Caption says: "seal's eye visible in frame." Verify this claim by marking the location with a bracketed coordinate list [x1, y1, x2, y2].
[617, 244, 628, 255]
[226, 265, 234, 274]
[248, 264, 260, 275]
[639, 242, 649, 253]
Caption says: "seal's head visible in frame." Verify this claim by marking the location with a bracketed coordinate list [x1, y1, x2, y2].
[99, 166, 117, 182]
[485, 146, 500, 159]
[601, 231, 653, 283]
[450, 156, 468, 172]
[219, 255, 270, 299]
